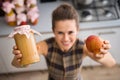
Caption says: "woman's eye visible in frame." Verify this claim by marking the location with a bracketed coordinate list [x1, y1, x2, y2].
[58, 32, 63, 34]
[69, 31, 74, 34]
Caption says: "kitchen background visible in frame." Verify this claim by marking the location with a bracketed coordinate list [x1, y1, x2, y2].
[0, 0, 120, 80]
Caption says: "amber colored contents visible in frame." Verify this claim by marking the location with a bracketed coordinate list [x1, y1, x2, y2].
[14, 4, 21, 7]
[14, 32, 40, 66]
[8, 21, 16, 26]
[31, 19, 38, 25]
[6, 10, 14, 16]
[30, 5, 36, 8]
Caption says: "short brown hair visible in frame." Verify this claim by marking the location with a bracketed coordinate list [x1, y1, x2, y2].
[52, 3, 79, 31]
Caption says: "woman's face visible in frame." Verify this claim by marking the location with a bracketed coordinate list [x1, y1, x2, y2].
[54, 19, 78, 52]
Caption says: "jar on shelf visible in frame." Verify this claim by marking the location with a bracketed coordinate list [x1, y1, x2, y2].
[12, 0, 26, 14]
[12, 0, 24, 7]
[26, 0, 37, 8]
[2, 1, 16, 26]
[17, 13, 27, 26]
[27, 6, 39, 25]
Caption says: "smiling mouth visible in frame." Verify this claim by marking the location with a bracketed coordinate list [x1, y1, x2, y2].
[62, 42, 70, 46]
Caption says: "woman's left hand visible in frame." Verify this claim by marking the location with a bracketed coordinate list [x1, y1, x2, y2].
[95, 40, 111, 58]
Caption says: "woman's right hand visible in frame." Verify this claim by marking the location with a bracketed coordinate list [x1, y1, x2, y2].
[12, 46, 22, 62]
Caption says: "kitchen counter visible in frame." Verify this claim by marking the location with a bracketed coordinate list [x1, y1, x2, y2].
[0, 1, 120, 37]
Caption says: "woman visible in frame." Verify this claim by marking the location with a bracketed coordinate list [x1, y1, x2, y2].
[12, 3, 116, 80]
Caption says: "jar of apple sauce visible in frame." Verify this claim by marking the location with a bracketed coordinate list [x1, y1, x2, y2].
[9, 25, 41, 66]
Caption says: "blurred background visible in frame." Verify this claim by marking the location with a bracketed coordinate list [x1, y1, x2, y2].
[0, 0, 120, 80]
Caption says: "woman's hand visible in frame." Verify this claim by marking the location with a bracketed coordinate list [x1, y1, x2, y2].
[84, 38, 116, 67]
[12, 46, 22, 62]
[12, 46, 30, 68]
[95, 40, 111, 58]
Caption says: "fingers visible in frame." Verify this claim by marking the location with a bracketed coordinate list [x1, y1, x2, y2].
[95, 40, 110, 58]
[100, 48, 108, 54]
[14, 51, 22, 61]
[14, 51, 22, 58]
[95, 48, 109, 58]
[13, 45, 17, 50]
[12, 45, 22, 61]
[95, 53, 104, 58]
[103, 40, 110, 44]
[100, 40, 110, 54]
[102, 40, 111, 49]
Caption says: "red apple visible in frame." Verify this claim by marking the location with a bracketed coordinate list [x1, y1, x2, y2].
[85, 35, 103, 54]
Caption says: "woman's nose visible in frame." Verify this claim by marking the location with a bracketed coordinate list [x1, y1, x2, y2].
[63, 34, 69, 41]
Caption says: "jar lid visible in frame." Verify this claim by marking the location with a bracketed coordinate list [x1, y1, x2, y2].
[8, 25, 41, 38]
[2, 1, 15, 13]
